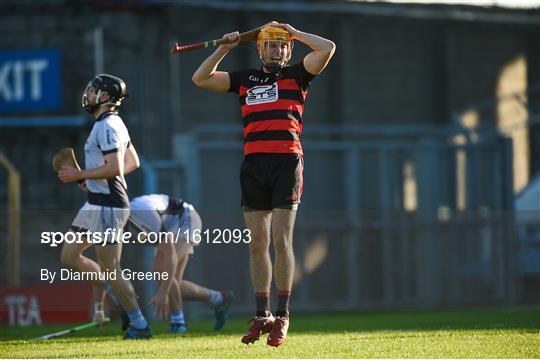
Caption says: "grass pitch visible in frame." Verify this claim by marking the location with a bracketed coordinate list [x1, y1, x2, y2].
[0, 308, 538, 358]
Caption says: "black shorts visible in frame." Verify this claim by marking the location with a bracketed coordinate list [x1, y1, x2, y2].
[240, 153, 304, 210]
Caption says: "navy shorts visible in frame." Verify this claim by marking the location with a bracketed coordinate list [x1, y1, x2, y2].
[240, 153, 304, 210]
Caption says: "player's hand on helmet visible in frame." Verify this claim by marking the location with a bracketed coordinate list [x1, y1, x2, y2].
[263, 20, 279, 27]
[274, 23, 298, 39]
[220, 31, 240, 50]
[58, 166, 83, 183]
[148, 292, 169, 320]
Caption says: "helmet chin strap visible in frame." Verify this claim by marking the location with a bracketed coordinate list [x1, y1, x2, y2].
[82, 90, 112, 114]
[263, 62, 283, 74]
[83, 101, 109, 114]
[83, 105, 96, 114]
[259, 53, 286, 74]
[82, 97, 98, 114]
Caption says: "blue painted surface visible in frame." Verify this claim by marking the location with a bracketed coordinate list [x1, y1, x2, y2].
[0, 116, 85, 127]
[0, 49, 62, 112]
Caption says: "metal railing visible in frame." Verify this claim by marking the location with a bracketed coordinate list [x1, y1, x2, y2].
[139, 123, 521, 311]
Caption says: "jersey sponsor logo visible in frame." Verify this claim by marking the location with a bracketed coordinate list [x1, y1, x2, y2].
[248, 75, 271, 83]
[245, 82, 278, 105]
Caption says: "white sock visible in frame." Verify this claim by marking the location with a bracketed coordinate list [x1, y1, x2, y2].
[208, 290, 224, 307]
[170, 309, 185, 324]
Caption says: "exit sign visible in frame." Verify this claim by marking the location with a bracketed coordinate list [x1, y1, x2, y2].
[0, 50, 61, 112]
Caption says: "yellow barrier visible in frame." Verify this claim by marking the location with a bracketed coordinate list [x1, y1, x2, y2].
[0, 152, 21, 286]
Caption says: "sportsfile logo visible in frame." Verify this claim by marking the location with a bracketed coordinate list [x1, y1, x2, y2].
[245, 82, 278, 105]
[40, 228, 252, 247]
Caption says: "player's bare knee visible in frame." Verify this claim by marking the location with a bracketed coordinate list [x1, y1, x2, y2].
[273, 238, 293, 256]
[247, 229, 267, 243]
[60, 248, 76, 268]
[249, 241, 269, 256]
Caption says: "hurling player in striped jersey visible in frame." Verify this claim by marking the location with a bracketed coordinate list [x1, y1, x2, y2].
[192, 21, 335, 347]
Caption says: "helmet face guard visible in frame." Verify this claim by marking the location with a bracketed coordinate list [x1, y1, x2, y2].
[82, 74, 127, 114]
[257, 26, 293, 74]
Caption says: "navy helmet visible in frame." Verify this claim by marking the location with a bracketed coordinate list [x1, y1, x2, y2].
[82, 73, 127, 113]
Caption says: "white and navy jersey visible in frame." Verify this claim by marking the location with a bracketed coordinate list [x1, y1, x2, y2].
[84, 111, 131, 208]
[129, 194, 170, 233]
[128, 194, 200, 249]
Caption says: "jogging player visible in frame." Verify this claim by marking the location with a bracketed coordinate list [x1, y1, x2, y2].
[58, 74, 152, 339]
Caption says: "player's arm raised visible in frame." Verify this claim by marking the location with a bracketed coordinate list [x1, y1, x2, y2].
[276, 23, 336, 75]
[192, 32, 241, 92]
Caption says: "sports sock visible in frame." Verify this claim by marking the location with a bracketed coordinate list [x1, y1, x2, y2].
[255, 292, 270, 317]
[127, 308, 148, 330]
[275, 290, 290, 318]
[170, 309, 185, 324]
[102, 282, 120, 306]
[207, 290, 224, 307]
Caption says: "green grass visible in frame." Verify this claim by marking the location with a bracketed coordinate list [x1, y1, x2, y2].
[1, 309, 539, 358]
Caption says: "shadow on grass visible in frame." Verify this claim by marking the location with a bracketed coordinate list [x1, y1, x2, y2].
[1, 308, 538, 342]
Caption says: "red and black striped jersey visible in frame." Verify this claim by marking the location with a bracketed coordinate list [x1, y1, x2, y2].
[228, 62, 315, 156]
